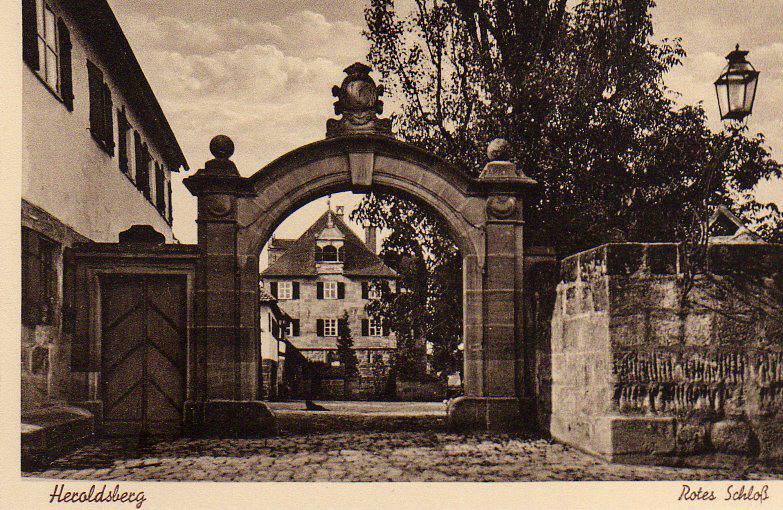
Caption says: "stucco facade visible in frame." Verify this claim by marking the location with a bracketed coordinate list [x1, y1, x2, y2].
[21, 0, 187, 412]
[260, 209, 397, 399]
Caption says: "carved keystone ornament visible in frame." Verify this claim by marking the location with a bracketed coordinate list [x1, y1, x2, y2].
[326, 63, 392, 137]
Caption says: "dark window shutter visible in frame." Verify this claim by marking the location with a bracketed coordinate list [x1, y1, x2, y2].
[317, 319, 324, 337]
[292, 282, 300, 300]
[382, 322, 390, 336]
[270, 281, 278, 298]
[134, 130, 143, 187]
[361, 319, 369, 337]
[166, 178, 173, 223]
[337, 282, 345, 299]
[272, 319, 279, 338]
[140, 143, 151, 198]
[155, 162, 165, 213]
[87, 61, 102, 139]
[292, 319, 300, 337]
[316, 282, 324, 299]
[117, 109, 128, 174]
[22, 0, 38, 70]
[57, 19, 73, 110]
[103, 84, 114, 152]
[315, 247, 322, 262]
[361, 282, 369, 299]
[337, 319, 343, 337]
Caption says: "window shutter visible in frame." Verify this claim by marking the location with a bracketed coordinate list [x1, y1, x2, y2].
[337, 282, 345, 299]
[103, 84, 114, 152]
[316, 282, 324, 299]
[272, 319, 279, 338]
[57, 19, 73, 110]
[166, 179, 173, 223]
[117, 109, 128, 174]
[382, 322, 390, 336]
[140, 143, 151, 198]
[87, 62, 102, 139]
[317, 319, 324, 337]
[337, 319, 343, 338]
[361, 282, 369, 299]
[292, 282, 300, 300]
[270, 281, 278, 298]
[361, 319, 369, 337]
[155, 162, 165, 213]
[292, 319, 300, 337]
[134, 130, 143, 187]
[22, 0, 38, 70]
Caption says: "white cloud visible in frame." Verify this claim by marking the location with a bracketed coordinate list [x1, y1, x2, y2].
[112, 1, 781, 242]
[114, 9, 371, 242]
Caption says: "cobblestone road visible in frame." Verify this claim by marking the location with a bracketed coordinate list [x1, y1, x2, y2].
[24, 432, 783, 482]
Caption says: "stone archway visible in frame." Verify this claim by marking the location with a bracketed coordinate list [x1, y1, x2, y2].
[184, 63, 537, 433]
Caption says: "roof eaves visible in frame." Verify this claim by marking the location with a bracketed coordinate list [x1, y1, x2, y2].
[61, 0, 188, 171]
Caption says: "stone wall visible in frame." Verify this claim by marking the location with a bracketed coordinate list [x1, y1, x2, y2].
[551, 242, 783, 465]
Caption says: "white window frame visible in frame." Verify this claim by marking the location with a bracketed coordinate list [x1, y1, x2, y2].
[323, 318, 338, 337]
[284, 321, 295, 337]
[368, 318, 384, 337]
[368, 284, 381, 300]
[323, 281, 338, 300]
[277, 281, 293, 300]
[36, 0, 59, 92]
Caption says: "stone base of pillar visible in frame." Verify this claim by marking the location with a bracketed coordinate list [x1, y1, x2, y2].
[447, 396, 528, 432]
[185, 400, 277, 437]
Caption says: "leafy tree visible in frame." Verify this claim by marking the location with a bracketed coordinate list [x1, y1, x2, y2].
[359, 0, 782, 374]
[352, 196, 462, 382]
[363, 0, 782, 254]
[336, 311, 359, 398]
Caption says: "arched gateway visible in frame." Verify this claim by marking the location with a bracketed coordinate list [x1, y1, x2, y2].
[183, 63, 537, 433]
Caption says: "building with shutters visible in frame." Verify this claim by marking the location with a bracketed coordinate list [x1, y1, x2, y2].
[260, 206, 398, 399]
[21, 0, 188, 412]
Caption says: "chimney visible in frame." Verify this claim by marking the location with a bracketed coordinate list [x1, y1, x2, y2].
[365, 225, 377, 254]
[335, 205, 344, 217]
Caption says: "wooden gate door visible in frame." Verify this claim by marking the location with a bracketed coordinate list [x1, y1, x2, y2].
[100, 274, 187, 437]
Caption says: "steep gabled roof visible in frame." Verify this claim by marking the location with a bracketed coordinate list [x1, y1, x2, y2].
[261, 212, 397, 278]
[61, 0, 188, 171]
[268, 238, 296, 251]
[708, 205, 764, 243]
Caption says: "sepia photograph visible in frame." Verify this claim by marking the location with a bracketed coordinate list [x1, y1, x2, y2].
[5, 0, 783, 506]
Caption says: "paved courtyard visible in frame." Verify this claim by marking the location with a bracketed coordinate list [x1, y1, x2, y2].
[24, 431, 782, 482]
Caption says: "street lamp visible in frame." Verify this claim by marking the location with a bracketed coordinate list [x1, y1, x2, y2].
[714, 44, 760, 122]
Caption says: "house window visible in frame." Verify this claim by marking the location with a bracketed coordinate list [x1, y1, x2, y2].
[87, 60, 114, 155]
[284, 319, 300, 337]
[23, 0, 73, 108]
[277, 281, 293, 300]
[22, 227, 58, 327]
[36, 1, 59, 92]
[368, 284, 381, 300]
[323, 281, 338, 300]
[368, 318, 384, 337]
[323, 318, 338, 337]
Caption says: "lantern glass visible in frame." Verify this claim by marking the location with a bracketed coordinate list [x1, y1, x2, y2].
[714, 46, 759, 121]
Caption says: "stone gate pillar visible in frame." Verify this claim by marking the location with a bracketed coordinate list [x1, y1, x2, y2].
[448, 139, 537, 431]
[183, 135, 274, 436]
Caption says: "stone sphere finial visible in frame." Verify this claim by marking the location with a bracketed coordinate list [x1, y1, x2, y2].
[210, 134, 234, 159]
[487, 138, 512, 162]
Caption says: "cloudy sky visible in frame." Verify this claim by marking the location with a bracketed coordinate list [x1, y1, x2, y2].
[105, 0, 783, 245]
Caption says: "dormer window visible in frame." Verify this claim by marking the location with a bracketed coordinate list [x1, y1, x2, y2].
[315, 209, 346, 274]
[316, 245, 344, 262]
